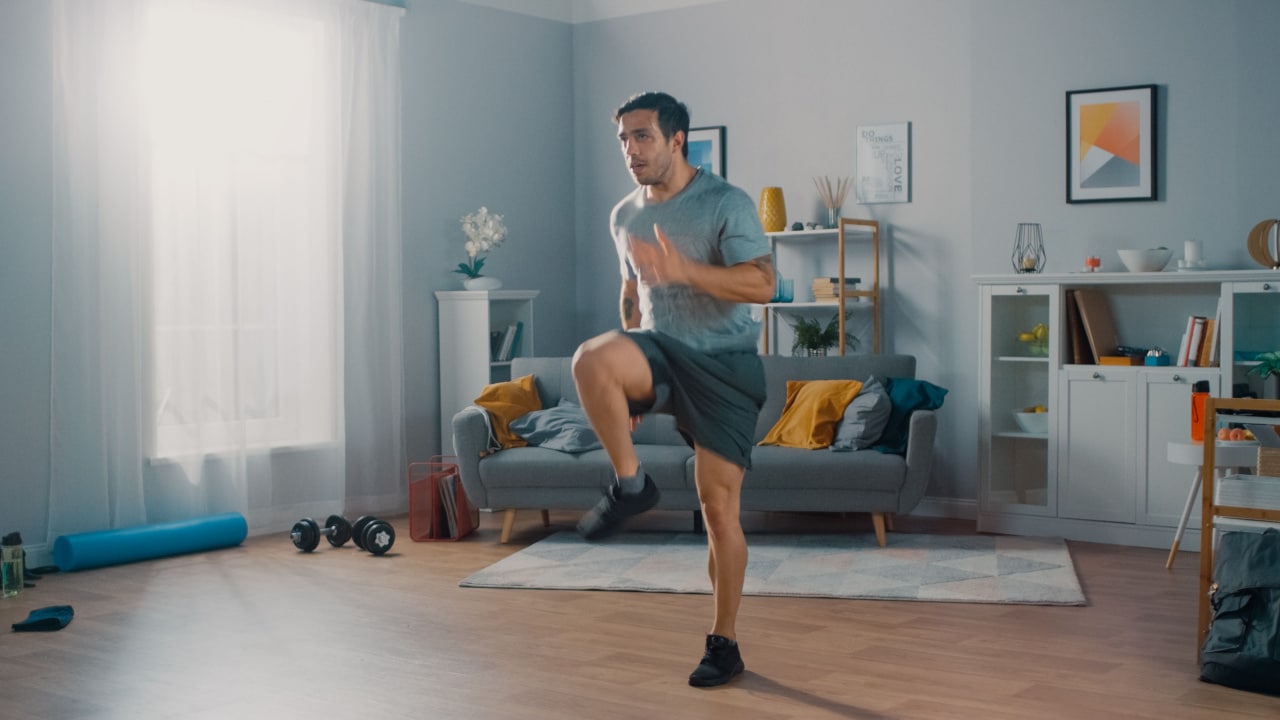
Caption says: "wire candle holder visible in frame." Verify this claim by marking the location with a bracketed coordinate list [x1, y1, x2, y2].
[1011, 222, 1046, 273]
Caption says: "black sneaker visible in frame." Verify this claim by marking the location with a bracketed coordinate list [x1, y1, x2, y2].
[576, 475, 660, 540]
[688, 634, 744, 687]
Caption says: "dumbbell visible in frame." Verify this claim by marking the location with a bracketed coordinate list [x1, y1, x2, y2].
[290, 515, 353, 553]
[351, 515, 396, 556]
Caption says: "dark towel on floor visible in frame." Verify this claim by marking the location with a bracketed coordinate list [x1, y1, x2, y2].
[12, 605, 74, 632]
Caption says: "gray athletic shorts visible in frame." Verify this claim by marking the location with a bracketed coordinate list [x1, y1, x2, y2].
[623, 329, 767, 470]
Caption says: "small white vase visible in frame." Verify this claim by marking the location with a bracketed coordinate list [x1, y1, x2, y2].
[463, 276, 502, 291]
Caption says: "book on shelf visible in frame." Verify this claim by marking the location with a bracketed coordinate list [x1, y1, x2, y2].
[510, 321, 524, 359]
[1064, 289, 1089, 364]
[1175, 316, 1193, 367]
[489, 330, 503, 362]
[1201, 297, 1223, 367]
[496, 323, 516, 362]
[812, 276, 862, 300]
[1186, 316, 1206, 367]
[1174, 315, 1216, 367]
[1072, 289, 1120, 364]
[495, 320, 524, 362]
[1196, 317, 1216, 367]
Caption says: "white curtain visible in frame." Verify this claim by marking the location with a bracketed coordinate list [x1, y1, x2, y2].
[49, 0, 404, 538]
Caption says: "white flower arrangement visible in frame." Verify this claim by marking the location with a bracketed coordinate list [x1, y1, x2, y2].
[455, 206, 507, 279]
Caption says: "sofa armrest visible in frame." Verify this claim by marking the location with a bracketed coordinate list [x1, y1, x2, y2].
[451, 406, 492, 508]
[897, 409, 938, 514]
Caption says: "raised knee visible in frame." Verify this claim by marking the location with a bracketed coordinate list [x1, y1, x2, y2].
[572, 331, 622, 385]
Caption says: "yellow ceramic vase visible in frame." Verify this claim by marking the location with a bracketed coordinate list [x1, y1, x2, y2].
[758, 187, 787, 233]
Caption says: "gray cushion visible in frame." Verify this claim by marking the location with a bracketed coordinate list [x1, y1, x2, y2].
[831, 375, 891, 451]
[510, 399, 601, 453]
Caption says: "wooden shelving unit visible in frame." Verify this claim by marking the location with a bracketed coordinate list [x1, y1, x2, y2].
[1198, 396, 1280, 647]
[761, 218, 881, 355]
[838, 218, 881, 353]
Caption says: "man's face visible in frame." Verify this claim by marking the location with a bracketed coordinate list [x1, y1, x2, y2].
[617, 109, 681, 186]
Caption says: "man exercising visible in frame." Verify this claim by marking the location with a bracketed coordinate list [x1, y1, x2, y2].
[573, 91, 773, 687]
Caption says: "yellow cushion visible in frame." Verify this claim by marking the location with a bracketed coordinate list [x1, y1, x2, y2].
[759, 379, 863, 449]
[473, 373, 542, 449]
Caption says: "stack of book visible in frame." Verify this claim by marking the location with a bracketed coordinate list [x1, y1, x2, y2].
[812, 276, 861, 302]
[489, 321, 524, 362]
[1175, 308, 1220, 368]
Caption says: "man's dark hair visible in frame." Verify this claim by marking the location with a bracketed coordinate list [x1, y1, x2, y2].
[614, 92, 691, 158]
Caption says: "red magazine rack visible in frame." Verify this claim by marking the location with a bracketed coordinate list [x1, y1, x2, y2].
[408, 456, 478, 541]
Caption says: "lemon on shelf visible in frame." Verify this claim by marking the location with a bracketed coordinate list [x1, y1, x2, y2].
[1015, 322, 1049, 356]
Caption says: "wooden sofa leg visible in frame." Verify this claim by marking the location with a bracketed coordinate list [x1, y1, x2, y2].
[540, 509, 550, 527]
[500, 509, 517, 544]
[871, 512, 887, 547]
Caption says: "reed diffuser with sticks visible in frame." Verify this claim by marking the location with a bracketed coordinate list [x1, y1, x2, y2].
[814, 176, 850, 228]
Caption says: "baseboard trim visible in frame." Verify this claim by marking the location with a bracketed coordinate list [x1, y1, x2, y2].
[23, 543, 53, 571]
[913, 496, 977, 521]
[977, 512, 1194, 551]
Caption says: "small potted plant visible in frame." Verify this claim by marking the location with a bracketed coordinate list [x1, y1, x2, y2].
[1248, 351, 1280, 398]
[788, 312, 858, 356]
[454, 206, 507, 290]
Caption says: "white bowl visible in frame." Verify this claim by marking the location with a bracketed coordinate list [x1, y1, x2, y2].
[1116, 248, 1173, 273]
[1013, 411, 1049, 434]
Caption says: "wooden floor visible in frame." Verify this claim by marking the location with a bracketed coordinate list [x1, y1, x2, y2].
[2, 510, 1277, 719]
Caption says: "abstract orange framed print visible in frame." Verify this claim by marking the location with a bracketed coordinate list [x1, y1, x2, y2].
[1066, 84, 1157, 203]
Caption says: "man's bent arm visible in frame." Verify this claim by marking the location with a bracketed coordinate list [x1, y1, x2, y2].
[681, 255, 775, 305]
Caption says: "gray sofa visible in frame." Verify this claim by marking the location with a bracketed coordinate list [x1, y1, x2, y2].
[452, 354, 938, 544]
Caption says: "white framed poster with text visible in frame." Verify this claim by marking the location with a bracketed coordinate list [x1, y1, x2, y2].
[855, 122, 911, 204]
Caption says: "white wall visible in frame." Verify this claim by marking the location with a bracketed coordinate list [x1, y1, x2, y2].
[0, 0, 578, 544]
[400, 0, 577, 472]
[0, 0, 54, 544]
[3, 0, 1277, 545]
[573, 0, 1280, 503]
[574, 0, 975, 501]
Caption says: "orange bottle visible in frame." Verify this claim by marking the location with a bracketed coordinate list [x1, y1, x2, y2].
[1190, 381, 1210, 442]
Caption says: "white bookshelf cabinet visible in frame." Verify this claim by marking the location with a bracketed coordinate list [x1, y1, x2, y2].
[435, 289, 537, 454]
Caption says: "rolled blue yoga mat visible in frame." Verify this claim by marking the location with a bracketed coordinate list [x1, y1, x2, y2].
[53, 512, 248, 572]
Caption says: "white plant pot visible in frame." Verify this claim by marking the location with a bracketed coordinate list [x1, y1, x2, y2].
[463, 276, 502, 291]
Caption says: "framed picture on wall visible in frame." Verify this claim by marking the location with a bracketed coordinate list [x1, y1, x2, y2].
[687, 126, 726, 178]
[855, 122, 911, 204]
[1066, 84, 1157, 203]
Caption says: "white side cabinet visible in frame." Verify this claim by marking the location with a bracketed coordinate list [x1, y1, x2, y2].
[978, 284, 1056, 517]
[976, 270, 1280, 549]
[436, 290, 537, 454]
[1057, 367, 1136, 523]
[1138, 368, 1220, 527]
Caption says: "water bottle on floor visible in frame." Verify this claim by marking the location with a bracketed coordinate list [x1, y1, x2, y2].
[2, 532, 24, 597]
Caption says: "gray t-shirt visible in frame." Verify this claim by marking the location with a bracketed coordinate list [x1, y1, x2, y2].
[611, 170, 771, 354]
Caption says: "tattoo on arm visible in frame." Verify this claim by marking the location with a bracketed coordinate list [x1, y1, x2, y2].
[620, 280, 640, 328]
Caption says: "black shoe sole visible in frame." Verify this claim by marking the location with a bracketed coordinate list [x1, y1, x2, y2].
[688, 661, 744, 687]
[576, 481, 660, 540]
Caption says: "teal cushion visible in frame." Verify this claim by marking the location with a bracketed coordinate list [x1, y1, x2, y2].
[873, 377, 947, 455]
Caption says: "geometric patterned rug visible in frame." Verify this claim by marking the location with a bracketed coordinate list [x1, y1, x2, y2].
[460, 531, 1087, 605]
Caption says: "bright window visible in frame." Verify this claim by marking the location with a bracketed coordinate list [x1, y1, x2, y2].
[142, 1, 340, 457]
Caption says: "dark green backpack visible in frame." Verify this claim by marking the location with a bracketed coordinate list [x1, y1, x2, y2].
[1200, 528, 1280, 695]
